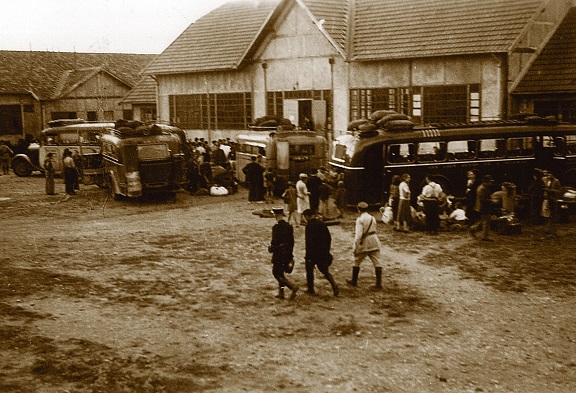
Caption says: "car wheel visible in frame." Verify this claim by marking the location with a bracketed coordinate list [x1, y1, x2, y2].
[12, 158, 33, 177]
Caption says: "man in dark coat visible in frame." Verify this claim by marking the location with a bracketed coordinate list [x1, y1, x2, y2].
[302, 209, 339, 296]
[242, 156, 265, 202]
[269, 207, 299, 300]
[306, 169, 322, 212]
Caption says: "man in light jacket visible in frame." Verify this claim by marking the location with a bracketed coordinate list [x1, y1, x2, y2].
[346, 201, 383, 289]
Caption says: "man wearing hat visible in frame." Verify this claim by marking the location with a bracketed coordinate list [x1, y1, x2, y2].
[347, 202, 383, 289]
[302, 209, 339, 296]
[469, 175, 496, 241]
[268, 207, 299, 300]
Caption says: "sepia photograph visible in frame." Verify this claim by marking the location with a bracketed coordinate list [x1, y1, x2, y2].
[1, 0, 576, 392]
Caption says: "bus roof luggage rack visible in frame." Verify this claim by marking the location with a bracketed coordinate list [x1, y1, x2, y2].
[113, 120, 165, 138]
[48, 119, 85, 127]
[251, 115, 296, 131]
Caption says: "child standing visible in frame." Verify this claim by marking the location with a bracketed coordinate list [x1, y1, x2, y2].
[282, 182, 298, 225]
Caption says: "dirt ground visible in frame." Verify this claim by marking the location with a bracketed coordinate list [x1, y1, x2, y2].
[1, 173, 575, 393]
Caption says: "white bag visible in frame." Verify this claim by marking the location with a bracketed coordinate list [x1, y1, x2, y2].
[380, 205, 394, 224]
[210, 186, 229, 196]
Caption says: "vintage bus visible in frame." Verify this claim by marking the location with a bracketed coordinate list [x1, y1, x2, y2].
[11, 120, 114, 187]
[100, 122, 189, 199]
[329, 117, 576, 206]
[235, 129, 328, 188]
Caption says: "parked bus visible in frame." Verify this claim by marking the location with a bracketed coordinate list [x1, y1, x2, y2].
[235, 129, 328, 189]
[101, 122, 189, 199]
[329, 117, 576, 206]
[11, 119, 114, 187]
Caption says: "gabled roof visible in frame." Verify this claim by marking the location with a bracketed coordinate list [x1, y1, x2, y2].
[514, 8, 576, 94]
[52, 67, 133, 99]
[121, 76, 157, 104]
[145, 0, 545, 75]
[145, 0, 280, 75]
[0, 51, 155, 100]
[352, 0, 543, 61]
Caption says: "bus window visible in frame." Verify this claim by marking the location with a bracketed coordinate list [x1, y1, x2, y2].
[56, 132, 80, 145]
[387, 143, 415, 163]
[80, 130, 100, 144]
[446, 140, 476, 160]
[566, 135, 576, 156]
[506, 137, 534, 157]
[137, 144, 170, 161]
[417, 141, 446, 162]
[290, 144, 315, 156]
[478, 138, 505, 159]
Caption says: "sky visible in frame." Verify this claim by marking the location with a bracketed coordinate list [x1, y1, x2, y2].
[1, 0, 231, 54]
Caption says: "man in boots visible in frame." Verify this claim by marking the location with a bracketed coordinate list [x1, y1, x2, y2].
[347, 202, 383, 289]
[302, 209, 339, 297]
[269, 207, 299, 300]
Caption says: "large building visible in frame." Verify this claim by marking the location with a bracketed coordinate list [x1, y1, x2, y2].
[0, 51, 155, 142]
[144, 0, 576, 142]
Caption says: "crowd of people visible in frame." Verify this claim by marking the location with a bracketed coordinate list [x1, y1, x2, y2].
[383, 168, 566, 241]
[186, 138, 238, 195]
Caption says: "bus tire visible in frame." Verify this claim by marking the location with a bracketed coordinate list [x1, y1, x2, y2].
[11, 158, 33, 177]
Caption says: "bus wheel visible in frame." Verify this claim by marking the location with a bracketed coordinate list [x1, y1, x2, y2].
[11, 158, 33, 177]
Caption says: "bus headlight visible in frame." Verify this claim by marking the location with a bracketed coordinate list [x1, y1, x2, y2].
[126, 171, 142, 193]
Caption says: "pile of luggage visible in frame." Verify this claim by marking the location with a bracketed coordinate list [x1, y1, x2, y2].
[347, 110, 414, 137]
[251, 116, 296, 131]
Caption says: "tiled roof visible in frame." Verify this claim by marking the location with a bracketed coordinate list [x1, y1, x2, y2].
[144, 0, 280, 74]
[514, 8, 576, 94]
[352, 0, 544, 61]
[121, 76, 157, 104]
[0, 51, 155, 100]
[301, 0, 349, 53]
[145, 0, 545, 75]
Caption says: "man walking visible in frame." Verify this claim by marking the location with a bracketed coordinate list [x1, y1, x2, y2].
[268, 207, 299, 300]
[347, 202, 383, 289]
[302, 209, 339, 296]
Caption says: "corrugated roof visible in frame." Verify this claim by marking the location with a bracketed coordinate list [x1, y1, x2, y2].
[0, 51, 155, 100]
[514, 8, 576, 94]
[121, 76, 157, 104]
[144, 0, 280, 75]
[352, 0, 544, 61]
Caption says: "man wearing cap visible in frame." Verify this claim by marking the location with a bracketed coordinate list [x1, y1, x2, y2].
[296, 173, 310, 224]
[268, 207, 299, 300]
[469, 175, 496, 241]
[302, 209, 339, 296]
[347, 202, 383, 289]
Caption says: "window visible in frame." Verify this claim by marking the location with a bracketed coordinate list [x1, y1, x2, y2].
[138, 144, 170, 161]
[506, 137, 534, 157]
[121, 110, 132, 121]
[350, 88, 398, 121]
[478, 138, 505, 159]
[387, 143, 415, 163]
[170, 93, 252, 130]
[87, 111, 98, 121]
[289, 144, 315, 156]
[51, 112, 77, 120]
[446, 140, 476, 160]
[417, 141, 446, 162]
[422, 85, 468, 124]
